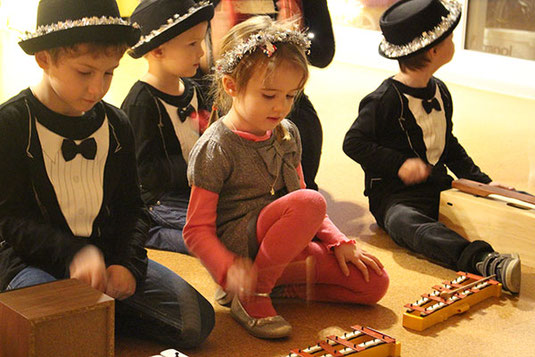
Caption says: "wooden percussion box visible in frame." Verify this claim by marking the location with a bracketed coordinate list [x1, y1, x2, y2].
[439, 180, 535, 268]
[0, 279, 114, 357]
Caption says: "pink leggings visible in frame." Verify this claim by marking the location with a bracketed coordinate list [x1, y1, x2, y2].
[254, 189, 389, 305]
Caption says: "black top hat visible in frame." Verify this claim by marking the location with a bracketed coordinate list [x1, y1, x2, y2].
[128, 0, 214, 59]
[379, 0, 461, 59]
[18, 0, 141, 55]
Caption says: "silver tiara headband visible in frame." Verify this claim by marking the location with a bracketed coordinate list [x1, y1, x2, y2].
[20, 16, 136, 41]
[215, 29, 311, 74]
[379, 0, 461, 58]
[131, 0, 211, 50]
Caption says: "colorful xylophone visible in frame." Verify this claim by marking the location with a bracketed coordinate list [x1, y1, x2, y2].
[403, 271, 502, 331]
[285, 325, 400, 357]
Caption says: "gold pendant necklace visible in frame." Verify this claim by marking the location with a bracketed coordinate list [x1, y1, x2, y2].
[225, 118, 281, 196]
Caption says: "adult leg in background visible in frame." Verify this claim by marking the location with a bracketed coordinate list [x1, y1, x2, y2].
[287, 94, 323, 191]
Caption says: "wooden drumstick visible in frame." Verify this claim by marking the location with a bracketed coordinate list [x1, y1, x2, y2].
[439, 274, 496, 300]
[254, 256, 316, 300]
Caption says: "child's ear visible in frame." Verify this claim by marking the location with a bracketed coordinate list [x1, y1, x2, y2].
[427, 46, 437, 59]
[34, 51, 51, 70]
[222, 75, 238, 97]
[150, 46, 165, 59]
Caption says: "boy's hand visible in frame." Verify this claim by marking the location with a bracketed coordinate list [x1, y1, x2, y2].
[105, 265, 136, 300]
[398, 158, 431, 185]
[225, 257, 257, 301]
[334, 243, 384, 283]
[69, 245, 107, 293]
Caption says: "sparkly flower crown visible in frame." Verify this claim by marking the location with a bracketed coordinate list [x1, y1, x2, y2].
[379, 0, 461, 58]
[215, 29, 311, 74]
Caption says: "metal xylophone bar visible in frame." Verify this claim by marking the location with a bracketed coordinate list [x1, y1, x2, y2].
[404, 272, 499, 316]
[286, 325, 398, 357]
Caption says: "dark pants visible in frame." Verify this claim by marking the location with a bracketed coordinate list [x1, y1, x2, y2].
[6, 260, 215, 348]
[287, 94, 323, 191]
[381, 193, 493, 273]
[147, 192, 190, 254]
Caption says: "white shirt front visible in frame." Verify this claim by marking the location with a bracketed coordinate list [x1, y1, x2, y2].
[405, 86, 446, 165]
[35, 117, 109, 237]
[160, 89, 201, 164]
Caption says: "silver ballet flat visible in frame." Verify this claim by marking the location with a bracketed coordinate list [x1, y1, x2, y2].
[230, 296, 292, 339]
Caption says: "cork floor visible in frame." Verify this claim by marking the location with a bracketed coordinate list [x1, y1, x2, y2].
[1, 30, 534, 356]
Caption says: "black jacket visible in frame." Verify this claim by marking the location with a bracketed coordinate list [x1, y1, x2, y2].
[343, 77, 491, 223]
[121, 80, 208, 205]
[0, 89, 149, 290]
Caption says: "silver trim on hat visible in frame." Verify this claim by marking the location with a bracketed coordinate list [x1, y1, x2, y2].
[379, 0, 461, 58]
[215, 29, 311, 74]
[20, 16, 137, 41]
[130, 0, 211, 50]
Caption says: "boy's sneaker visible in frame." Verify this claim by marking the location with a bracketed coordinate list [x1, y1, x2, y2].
[476, 252, 521, 293]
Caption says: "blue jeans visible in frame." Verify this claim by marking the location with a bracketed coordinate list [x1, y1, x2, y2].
[147, 193, 190, 254]
[6, 260, 214, 349]
[383, 202, 493, 273]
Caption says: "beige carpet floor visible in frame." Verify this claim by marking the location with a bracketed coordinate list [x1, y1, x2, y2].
[113, 60, 535, 356]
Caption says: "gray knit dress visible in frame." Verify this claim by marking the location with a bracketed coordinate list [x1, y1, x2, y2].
[187, 118, 302, 258]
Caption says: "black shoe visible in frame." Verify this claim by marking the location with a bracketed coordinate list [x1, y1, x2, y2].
[476, 252, 521, 293]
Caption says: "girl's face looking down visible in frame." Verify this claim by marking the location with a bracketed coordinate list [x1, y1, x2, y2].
[224, 60, 305, 136]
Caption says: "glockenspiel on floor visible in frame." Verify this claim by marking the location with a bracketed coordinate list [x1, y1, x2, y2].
[285, 325, 400, 357]
[403, 271, 502, 331]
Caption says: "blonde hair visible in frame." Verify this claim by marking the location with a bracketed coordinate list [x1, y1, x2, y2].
[47, 42, 129, 64]
[209, 16, 309, 141]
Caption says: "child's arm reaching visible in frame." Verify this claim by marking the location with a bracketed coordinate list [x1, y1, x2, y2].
[183, 186, 238, 287]
[184, 185, 258, 298]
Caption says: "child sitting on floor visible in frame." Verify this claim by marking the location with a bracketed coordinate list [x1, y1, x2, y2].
[184, 15, 389, 339]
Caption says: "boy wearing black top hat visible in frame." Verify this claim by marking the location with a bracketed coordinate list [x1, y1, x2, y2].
[343, 0, 521, 293]
[121, 0, 214, 254]
[0, 0, 214, 348]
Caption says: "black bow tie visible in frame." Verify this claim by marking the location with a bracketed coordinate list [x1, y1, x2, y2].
[422, 97, 441, 114]
[61, 138, 97, 162]
[177, 105, 195, 122]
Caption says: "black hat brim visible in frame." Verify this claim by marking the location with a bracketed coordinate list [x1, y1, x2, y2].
[379, 14, 460, 60]
[18, 24, 141, 55]
[128, 5, 214, 59]
[379, 10, 461, 60]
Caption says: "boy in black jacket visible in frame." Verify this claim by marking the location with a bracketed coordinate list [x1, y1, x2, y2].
[343, 0, 521, 293]
[0, 0, 214, 347]
[122, 0, 214, 254]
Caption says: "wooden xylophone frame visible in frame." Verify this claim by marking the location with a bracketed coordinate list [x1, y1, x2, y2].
[286, 325, 401, 357]
[402, 271, 502, 331]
